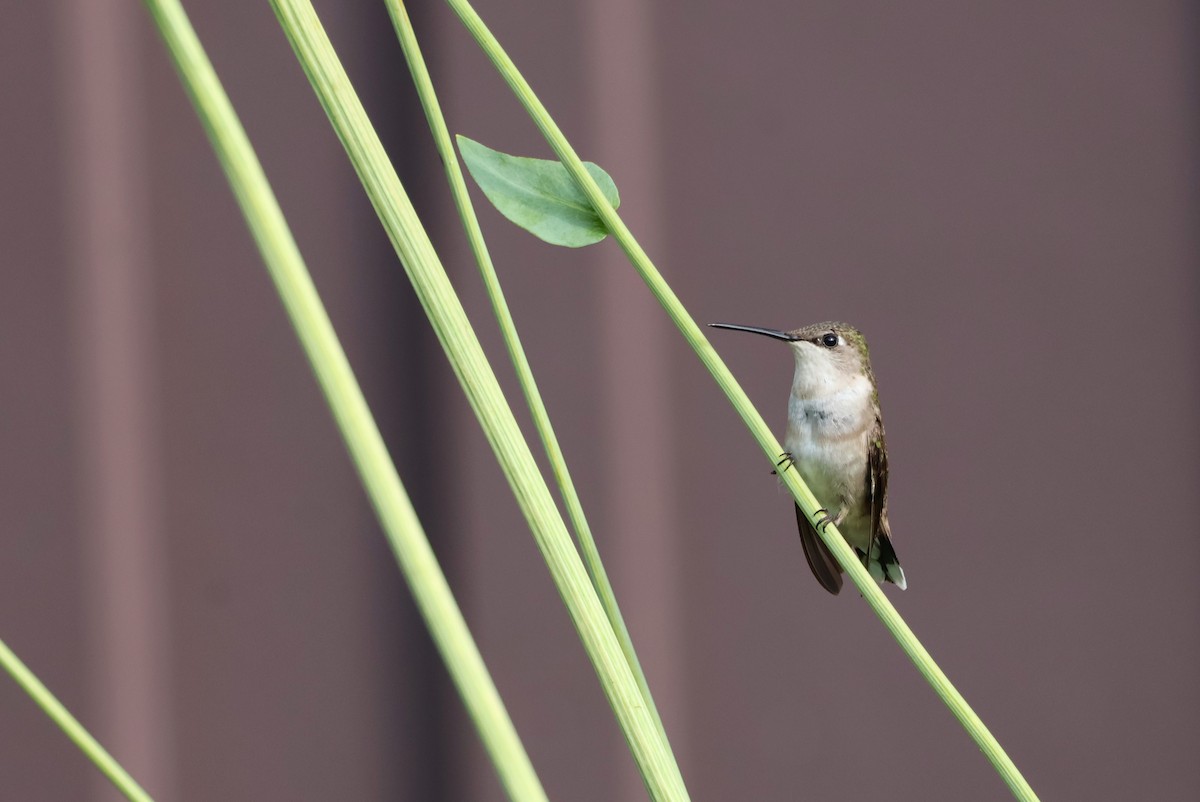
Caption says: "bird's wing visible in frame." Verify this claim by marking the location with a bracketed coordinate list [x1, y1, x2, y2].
[867, 415, 889, 545]
[795, 504, 843, 595]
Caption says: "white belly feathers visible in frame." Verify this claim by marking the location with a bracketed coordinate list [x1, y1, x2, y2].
[782, 372, 874, 538]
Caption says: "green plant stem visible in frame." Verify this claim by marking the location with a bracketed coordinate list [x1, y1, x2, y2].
[140, 1, 546, 799]
[0, 637, 153, 802]
[442, 2, 1041, 800]
[266, 1, 689, 798]
[382, 0, 668, 746]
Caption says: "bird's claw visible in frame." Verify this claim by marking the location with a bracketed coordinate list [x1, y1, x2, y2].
[814, 508, 833, 531]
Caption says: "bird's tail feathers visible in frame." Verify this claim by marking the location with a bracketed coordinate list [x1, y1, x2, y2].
[872, 532, 907, 590]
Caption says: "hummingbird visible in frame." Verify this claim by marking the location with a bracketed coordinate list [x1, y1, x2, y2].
[709, 321, 907, 595]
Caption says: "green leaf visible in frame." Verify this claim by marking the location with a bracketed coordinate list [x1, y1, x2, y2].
[457, 135, 620, 248]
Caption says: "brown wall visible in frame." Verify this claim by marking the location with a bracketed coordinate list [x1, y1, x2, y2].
[1, 1, 1195, 800]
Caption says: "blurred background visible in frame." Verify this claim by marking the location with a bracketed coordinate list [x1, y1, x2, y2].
[1, 0, 1196, 799]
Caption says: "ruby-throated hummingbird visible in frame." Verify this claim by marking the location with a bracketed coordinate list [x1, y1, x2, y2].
[710, 321, 907, 595]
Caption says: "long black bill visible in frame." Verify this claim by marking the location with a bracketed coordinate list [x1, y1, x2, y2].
[708, 323, 798, 341]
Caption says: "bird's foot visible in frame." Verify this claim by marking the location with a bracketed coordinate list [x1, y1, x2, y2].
[815, 508, 846, 532]
[814, 508, 833, 531]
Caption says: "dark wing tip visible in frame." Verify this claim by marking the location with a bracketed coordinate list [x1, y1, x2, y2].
[795, 505, 843, 595]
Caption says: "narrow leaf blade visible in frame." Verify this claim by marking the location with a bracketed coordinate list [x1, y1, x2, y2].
[457, 135, 620, 248]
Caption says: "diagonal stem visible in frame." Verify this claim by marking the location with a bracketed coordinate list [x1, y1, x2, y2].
[140, 0, 547, 798]
[441, 1, 1041, 800]
[382, 0, 668, 747]
[266, 0, 690, 797]
[0, 637, 153, 802]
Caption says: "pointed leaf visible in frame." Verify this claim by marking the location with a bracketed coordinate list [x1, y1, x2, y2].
[457, 135, 620, 248]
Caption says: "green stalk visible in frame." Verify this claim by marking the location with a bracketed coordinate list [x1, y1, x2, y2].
[382, 0, 668, 746]
[442, 1, 1041, 800]
[266, 1, 689, 798]
[140, 1, 546, 799]
[0, 637, 153, 802]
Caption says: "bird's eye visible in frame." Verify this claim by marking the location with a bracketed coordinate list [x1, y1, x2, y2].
[821, 333, 839, 348]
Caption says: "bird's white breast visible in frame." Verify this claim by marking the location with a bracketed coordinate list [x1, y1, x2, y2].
[784, 376, 873, 465]
[783, 363, 874, 540]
